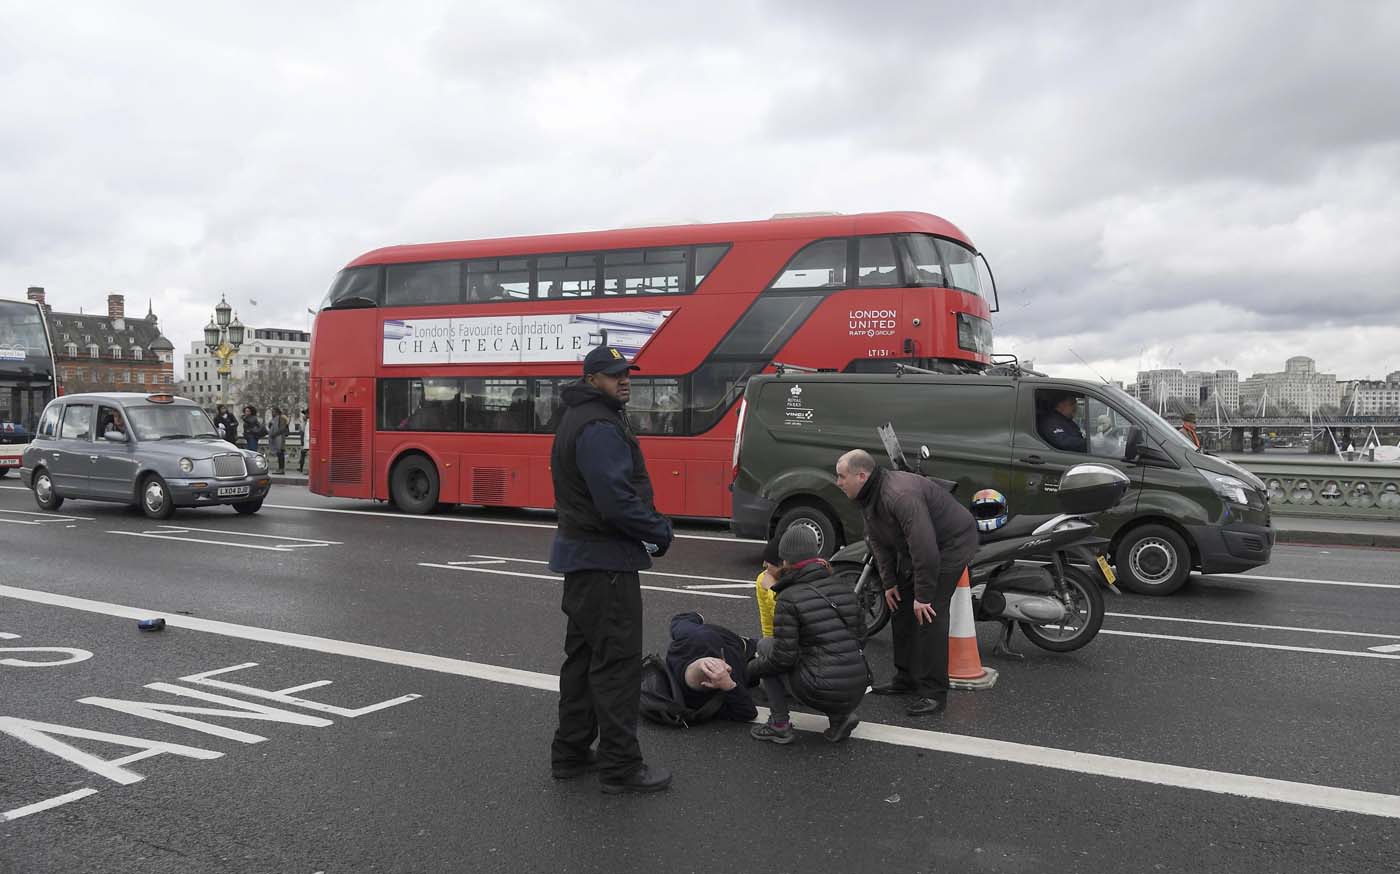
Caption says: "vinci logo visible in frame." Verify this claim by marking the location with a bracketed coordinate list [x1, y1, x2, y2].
[789, 385, 803, 397]
[383, 320, 413, 340]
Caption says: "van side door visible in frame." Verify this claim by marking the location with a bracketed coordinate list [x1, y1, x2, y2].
[899, 381, 1016, 502]
[1010, 385, 1143, 524]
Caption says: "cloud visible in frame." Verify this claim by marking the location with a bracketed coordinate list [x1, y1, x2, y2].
[0, 1, 1396, 387]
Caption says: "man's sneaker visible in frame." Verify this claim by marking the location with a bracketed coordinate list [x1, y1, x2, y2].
[750, 719, 796, 745]
[822, 712, 861, 743]
[551, 750, 600, 780]
[599, 764, 673, 795]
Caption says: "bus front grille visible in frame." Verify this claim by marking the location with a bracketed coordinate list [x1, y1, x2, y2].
[328, 408, 365, 485]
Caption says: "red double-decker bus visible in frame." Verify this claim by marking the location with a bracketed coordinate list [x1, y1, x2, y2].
[308, 211, 997, 518]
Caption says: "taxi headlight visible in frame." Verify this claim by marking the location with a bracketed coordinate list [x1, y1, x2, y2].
[179, 457, 194, 473]
[251, 454, 268, 470]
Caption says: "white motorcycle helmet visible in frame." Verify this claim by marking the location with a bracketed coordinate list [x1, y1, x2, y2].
[971, 488, 1009, 532]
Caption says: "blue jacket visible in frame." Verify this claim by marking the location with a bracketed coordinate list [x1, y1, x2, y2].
[548, 383, 673, 573]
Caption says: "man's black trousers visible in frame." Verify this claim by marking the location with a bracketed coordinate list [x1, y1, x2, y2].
[889, 563, 966, 698]
[551, 569, 644, 781]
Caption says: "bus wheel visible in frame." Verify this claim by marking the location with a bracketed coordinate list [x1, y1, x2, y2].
[774, 503, 838, 559]
[391, 455, 440, 515]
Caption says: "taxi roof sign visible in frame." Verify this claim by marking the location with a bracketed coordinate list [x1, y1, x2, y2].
[146, 393, 176, 404]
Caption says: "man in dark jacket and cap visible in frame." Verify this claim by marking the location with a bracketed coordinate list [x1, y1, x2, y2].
[747, 525, 868, 744]
[837, 448, 978, 717]
[549, 344, 675, 794]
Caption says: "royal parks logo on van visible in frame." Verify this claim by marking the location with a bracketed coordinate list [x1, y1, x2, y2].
[789, 384, 802, 397]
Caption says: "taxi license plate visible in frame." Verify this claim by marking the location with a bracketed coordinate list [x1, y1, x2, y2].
[1096, 554, 1117, 584]
[217, 486, 250, 497]
[0, 458, 19, 466]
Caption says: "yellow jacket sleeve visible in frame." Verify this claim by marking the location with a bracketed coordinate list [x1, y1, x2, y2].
[755, 571, 777, 638]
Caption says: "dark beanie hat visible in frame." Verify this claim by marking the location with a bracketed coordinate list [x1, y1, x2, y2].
[778, 525, 821, 563]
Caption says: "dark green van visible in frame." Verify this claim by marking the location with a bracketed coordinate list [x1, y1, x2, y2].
[730, 371, 1274, 595]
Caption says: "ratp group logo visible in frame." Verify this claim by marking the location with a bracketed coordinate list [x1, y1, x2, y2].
[383, 320, 412, 341]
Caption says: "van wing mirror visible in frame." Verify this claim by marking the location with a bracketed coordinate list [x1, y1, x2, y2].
[1123, 426, 1142, 463]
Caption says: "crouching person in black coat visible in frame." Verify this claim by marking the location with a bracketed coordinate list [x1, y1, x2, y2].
[747, 526, 868, 744]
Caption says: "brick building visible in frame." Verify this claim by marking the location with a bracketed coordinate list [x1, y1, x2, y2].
[25, 287, 176, 394]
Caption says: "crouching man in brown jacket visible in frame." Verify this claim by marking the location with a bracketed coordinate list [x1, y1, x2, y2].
[835, 449, 979, 716]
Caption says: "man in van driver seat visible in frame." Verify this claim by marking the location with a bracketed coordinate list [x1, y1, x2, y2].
[835, 449, 978, 717]
[1037, 391, 1087, 452]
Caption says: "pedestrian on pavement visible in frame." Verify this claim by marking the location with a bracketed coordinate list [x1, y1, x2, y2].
[1180, 411, 1202, 449]
[214, 404, 239, 444]
[267, 407, 290, 474]
[747, 526, 867, 745]
[835, 448, 978, 717]
[298, 409, 311, 473]
[664, 612, 758, 724]
[241, 405, 265, 452]
[548, 344, 675, 794]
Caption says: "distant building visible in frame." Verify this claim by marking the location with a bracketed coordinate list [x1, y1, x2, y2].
[1239, 356, 1341, 414]
[1342, 378, 1400, 415]
[28, 287, 176, 394]
[183, 327, 310, 409]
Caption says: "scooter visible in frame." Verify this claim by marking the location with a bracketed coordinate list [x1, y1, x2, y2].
[831, 424, 1128, 656]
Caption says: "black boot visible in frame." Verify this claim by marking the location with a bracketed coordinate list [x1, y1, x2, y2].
[600, 764, 673, 795]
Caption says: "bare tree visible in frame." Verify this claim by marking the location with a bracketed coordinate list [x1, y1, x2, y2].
[239, 359, 308, 416]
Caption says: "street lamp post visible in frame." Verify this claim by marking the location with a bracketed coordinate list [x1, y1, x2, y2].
[203, 295, 245, 407]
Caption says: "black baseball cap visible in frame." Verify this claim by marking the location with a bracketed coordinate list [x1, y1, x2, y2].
[583, 345, 640, 376]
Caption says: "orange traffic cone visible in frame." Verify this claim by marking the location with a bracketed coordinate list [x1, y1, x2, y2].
[947, 568, 998, 690]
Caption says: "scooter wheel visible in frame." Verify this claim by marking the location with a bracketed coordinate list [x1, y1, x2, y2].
[832, 562, 890, 641]
[1017, 566, 1104, 652]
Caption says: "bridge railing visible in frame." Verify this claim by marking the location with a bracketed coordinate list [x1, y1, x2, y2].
[1230, 456, 1400, 520]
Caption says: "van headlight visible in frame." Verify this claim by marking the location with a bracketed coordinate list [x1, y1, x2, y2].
[250, 454, 268, 470]
[1203, 471, 1249, 505]
[179, 457, 194, 473]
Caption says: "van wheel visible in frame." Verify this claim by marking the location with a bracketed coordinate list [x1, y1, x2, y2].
[1115, 524, 1191, 596]
[141, 475, 176, 520]
[391, 456, 440, 515]
[774, 504, 838, 559]
[33, 469, 63, 511]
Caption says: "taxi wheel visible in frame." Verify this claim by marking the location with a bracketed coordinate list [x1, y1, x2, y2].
[0, 468, 10, 478]
[233, 499, 263, 515]
[33, 469, 63, 511]
[140, 475, 176, 520]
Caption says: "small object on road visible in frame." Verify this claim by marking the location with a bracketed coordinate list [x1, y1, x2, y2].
[885, 793, 901, 804]
[137, 617, 166, 632]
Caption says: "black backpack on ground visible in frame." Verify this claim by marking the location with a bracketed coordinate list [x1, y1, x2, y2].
[639, 653, 724, 728]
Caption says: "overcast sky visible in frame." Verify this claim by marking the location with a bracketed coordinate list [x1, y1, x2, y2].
[3, 1, 1398, 383]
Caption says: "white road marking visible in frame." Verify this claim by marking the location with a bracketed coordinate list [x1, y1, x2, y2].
[684, 583, 755, 590]
[1101, 629, 1400, 660]
[446, 560, 508, 566]
[1, 788, 100, 822]
[1108, 611, 1400, 642]
[1221, 573, 1400, 590]
[0, 632, 20, 639]
[1, 582, 1398, 821]
[106, 527, 338, 553]
[0, 508, 95, 521]
[416, 562, 750, 600]
[154, 525, 341, 545]
[1369, 643, 1400, 654]
[470, 553, 753, 585]
[261, 502, 766, 543]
